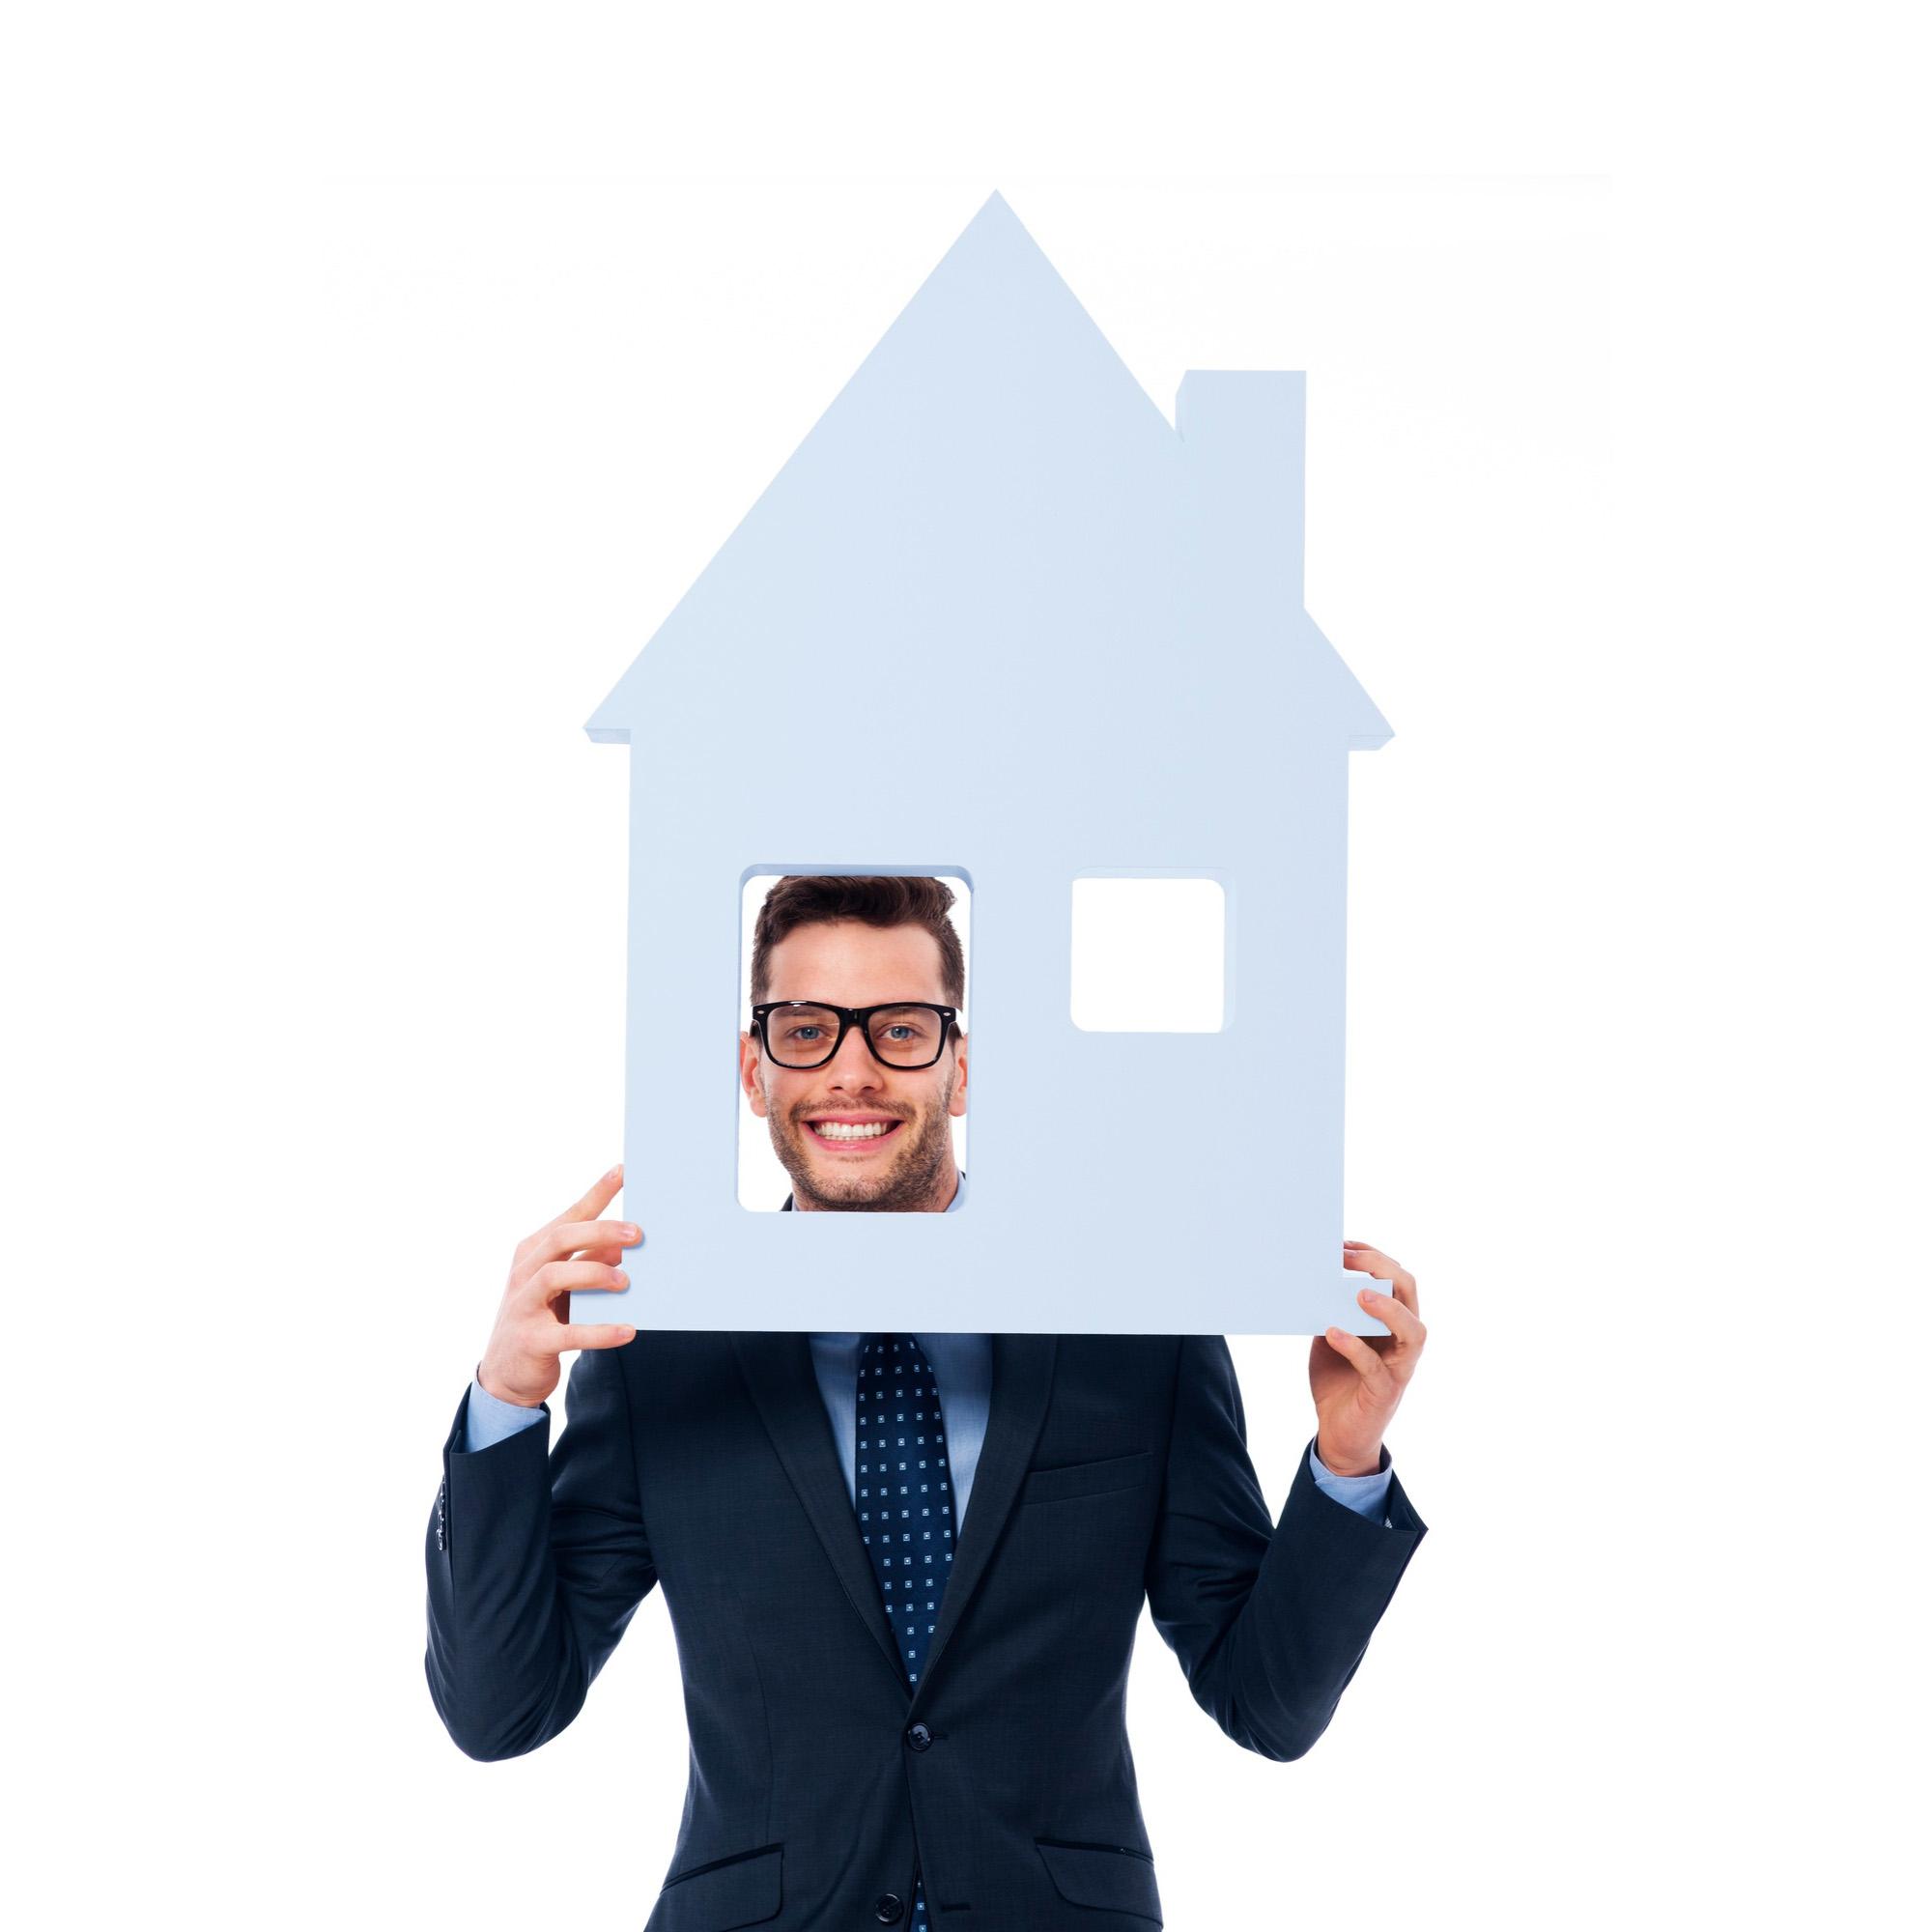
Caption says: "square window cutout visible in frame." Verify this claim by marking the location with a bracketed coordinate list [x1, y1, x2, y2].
[1071, 876, 1226, 1032]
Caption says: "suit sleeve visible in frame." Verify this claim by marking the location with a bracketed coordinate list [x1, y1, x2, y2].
[424, 1341, 659, 1761]
[1142, 1334, 1428, 1761]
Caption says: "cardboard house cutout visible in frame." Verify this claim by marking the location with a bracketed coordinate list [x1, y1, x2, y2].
[577, 190, 1392, 1337]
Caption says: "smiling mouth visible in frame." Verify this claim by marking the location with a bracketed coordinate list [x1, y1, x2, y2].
[804, 1119, 906, 1151]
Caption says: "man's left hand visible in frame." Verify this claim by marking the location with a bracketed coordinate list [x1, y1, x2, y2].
[1308, 1242, 1427, 1476]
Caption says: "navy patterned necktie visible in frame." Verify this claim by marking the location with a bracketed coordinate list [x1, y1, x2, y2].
[857, 1334, 958, 1931]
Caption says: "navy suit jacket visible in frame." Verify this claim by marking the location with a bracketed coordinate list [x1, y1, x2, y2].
[425, 1331, 1428, 1930]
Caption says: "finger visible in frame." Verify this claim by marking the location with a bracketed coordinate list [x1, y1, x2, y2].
[562, 1164, 625, 1227]
[1321, 1324, 1392, 1385]
[554, 1217, 642, 1256]
[1342, 1243, 1401, 1275]
[520, 1217, 640, 1277]
[550, 1322, 639, 1353]
[1353, 1283, 1425, 1353]
[1343, 1243, 1419, 1315]
[524, 1258, 630, 1312]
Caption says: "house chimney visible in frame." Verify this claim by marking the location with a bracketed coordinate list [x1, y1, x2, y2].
[1175, 369, 1306, 607]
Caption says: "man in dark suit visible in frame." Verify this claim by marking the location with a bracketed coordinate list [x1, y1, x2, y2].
[426, 876, 1429, 1930]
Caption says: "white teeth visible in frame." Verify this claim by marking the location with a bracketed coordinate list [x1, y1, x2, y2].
[810, 1121, 896, 1140]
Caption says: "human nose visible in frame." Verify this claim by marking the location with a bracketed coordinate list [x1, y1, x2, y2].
[823, 1015, 888, 1083]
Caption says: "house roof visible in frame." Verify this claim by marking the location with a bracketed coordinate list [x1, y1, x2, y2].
[586, 189, 1389, 752]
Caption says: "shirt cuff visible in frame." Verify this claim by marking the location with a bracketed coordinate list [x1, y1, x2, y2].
[462, 1373, 548, 1454]
[1307, 1437, 1394, 1523]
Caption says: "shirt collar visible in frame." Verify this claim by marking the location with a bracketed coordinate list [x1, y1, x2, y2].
[809, 1327, 981, 1357]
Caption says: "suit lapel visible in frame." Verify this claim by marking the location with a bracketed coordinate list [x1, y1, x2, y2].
[911, 1331, 1057, 1715]
[731, 1329, 1059, 1710]
[732, 1330, 907, 1693]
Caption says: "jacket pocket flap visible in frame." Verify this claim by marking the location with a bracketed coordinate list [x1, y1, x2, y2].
[1020, 1450, 1152, 1506]
[1036, 1840, 1162, 1923]
[656, 1843, 782, 1932]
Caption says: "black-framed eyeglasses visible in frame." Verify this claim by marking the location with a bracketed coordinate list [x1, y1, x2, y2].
[750, 1001, 960, 1070]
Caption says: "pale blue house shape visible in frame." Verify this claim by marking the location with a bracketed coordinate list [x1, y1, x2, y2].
[579, 191, 1391, 1337]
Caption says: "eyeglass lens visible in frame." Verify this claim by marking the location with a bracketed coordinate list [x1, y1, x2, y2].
[763, 1004, 944, 1067]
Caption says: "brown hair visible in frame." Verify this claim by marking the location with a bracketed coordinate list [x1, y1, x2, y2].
[750, 875, 966, 1010]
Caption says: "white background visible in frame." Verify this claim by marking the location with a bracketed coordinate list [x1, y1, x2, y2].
[5, 6, 1926, 1929]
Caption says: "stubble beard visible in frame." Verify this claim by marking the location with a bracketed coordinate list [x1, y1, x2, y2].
[771, 1064, 957, 1212]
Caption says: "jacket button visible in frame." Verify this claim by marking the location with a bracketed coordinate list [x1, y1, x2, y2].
[872, 1894, 904, 1923]
[905, 1723, 931, 1751]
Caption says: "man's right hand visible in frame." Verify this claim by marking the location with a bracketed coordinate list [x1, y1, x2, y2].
[476, 1163, 640, 1408]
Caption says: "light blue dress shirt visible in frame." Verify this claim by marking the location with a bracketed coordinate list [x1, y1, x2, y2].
[460, 1171, 1395, 1522]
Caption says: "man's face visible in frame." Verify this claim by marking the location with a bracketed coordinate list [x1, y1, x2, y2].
[739, 919, 967, 1212]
